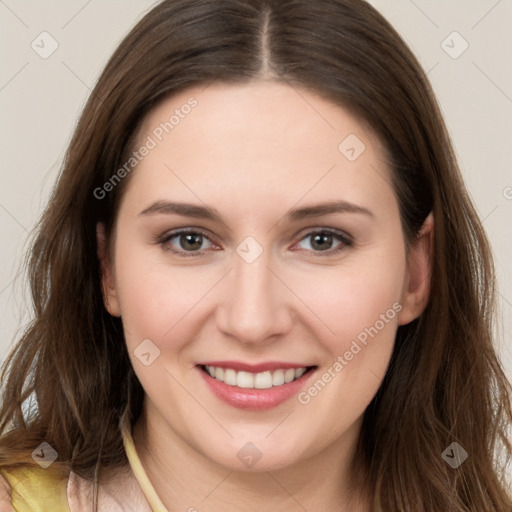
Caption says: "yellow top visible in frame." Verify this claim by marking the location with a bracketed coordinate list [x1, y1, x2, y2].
[0, 417, 168, 512]
[0, 465, 69, 512]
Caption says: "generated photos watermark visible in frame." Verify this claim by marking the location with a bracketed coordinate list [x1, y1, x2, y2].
[297, 301, 402, 405]
[93, 97, 198, 200]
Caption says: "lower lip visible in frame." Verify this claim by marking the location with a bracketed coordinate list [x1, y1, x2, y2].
[197, 366, 316, 411]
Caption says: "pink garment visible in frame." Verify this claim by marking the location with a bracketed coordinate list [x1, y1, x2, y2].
[66, 410, 168, 511]
[67, 464, 153, 512]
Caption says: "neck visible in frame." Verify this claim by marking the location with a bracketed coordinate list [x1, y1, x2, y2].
[131, 401, 370, 512]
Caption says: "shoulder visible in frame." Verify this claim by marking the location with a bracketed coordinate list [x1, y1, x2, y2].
[0, 465, 70, 512]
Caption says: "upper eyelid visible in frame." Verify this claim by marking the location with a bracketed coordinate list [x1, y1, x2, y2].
[160, 227, 219, 248]
[160, 227, 352, 250]
[292, 229, 352, 250]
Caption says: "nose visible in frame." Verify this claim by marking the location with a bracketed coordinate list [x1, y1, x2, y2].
[215, 249, 293, 346]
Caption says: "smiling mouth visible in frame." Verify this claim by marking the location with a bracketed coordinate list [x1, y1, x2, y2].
[199, 364, 316, 390]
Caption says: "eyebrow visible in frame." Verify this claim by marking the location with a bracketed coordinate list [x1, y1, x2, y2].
[138, 200, 375, 222]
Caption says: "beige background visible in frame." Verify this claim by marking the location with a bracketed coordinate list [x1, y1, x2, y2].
[1, 0, 511, 383]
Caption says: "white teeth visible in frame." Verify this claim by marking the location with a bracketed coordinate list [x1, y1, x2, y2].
[295, 367, 306, 379]
[236, 371, 254, 388]
[224, 368, 237, 386]
[254, 371, 273, 389]
[272, 369, 285, 386]
[284, 369, 295, 383]
[204, 365, 310, 389]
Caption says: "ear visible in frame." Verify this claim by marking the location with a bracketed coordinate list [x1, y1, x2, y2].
[398, 212, 434, 326]
[97, 222, 121, 317]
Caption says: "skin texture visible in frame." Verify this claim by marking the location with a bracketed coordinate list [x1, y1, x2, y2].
[0, 475, 12, 512]
[98, 81, 433, 511]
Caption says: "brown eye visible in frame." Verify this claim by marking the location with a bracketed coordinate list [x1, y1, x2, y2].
[310, 232, 334, 251]
[295, 229, 352, 255]
[160, 229, 216, 255]
[178, 232, 205, 251]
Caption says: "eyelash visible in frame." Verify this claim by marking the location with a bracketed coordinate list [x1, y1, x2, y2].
[157, 227, 353, 257]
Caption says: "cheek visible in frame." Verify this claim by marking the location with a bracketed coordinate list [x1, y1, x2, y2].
[292, 268, 403, 415]
[291, 251, 406, 350]
[113, 247, 211, 352]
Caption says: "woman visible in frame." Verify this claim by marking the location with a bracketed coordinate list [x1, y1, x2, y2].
[1, 0, 511, 510]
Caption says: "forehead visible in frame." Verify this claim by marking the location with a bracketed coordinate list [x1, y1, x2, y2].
[122, 80, 396, 220]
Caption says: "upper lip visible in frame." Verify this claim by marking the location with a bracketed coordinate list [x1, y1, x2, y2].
[197, 360, 316, 373]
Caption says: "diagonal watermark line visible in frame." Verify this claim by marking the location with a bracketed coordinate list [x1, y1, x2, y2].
[265, 410, 294, 438]
[163, 268, 233, 337]
[407, 0, 439, 29]
[0, 279, 14, 298]
[266, 266, 336, 335]
[287, 83, 336, 131]
[200, 76, 218, 94]
[266, 164, 337, 234]
[498, 291, 512, 309]
[471, 0, 502, 30]
[368, 368, 382, 381]
[61, 0, 93, 29]
[368, 163, 393, 189]
[61, 60, 91, 90]
[0, 265, 25, 298]
[164, 164, 233, 234]
[472, 61, 512, 105]
[0, 0, 29, 28]
[200, 470, 233, 503]
[0, 62, 29, 92]
[481, 204, 499, 223]
[267, 62, 336, 131]
[0, 274, 17, 298]
[0, 203, 28, 232]
[163, 367, 234, 438]
[426, 61, 440, 76]
[266, 472, 309, 511]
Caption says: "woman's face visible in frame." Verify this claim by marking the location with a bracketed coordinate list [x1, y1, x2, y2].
[100, 81, 431, 472]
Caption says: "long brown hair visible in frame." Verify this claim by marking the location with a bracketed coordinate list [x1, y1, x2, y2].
[1, 0, 511, 510]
